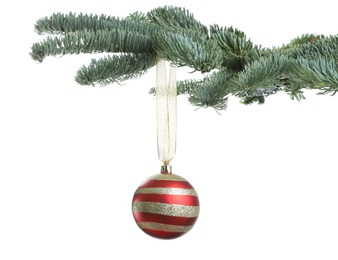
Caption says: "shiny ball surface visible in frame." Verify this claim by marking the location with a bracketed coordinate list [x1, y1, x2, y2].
[132, 173, 200, 239]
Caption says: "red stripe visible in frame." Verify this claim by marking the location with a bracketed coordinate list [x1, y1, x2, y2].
[133, 193, 199, 206]
[133, 212, 198, 226]
[142, 229, 184, 239]
[139, 180, 193, 189]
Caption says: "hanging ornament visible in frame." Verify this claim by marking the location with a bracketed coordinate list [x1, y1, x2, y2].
[132, 167, 200, 239]
[131, 58, 200, 239]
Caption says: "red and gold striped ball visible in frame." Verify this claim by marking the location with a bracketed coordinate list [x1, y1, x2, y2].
[132, 173, 200, 239]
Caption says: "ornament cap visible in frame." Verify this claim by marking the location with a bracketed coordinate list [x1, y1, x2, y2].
[161, 165, 172, 174]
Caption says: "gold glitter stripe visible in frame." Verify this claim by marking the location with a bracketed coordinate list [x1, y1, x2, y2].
[137, 222, 193, 233]
[135, 187, 198, 196]
[132, 202, 200, 217]
[150, 174, 187, 181]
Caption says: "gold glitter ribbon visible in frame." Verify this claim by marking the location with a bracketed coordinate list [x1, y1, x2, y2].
[137, 222, 194, 233]
[156, 57, 177, 166]
[134, 187, 198, 196]
[132, 202, 200, 217]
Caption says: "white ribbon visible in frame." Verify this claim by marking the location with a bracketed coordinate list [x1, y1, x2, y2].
[156, 58, 177, 166]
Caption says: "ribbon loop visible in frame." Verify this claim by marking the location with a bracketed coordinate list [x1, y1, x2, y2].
[156, 58, 177, 166]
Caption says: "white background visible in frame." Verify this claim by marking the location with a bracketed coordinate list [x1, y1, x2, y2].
[1, 0, 337, 259]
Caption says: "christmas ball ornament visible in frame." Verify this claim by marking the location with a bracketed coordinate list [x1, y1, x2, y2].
[132, 167, 200, 239]
[130, 58, 200, 239]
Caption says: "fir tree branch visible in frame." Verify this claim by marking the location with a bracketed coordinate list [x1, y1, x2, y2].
[34, 12, 120, 35]
[284, 82, 306, 101]
[210, 25, 264, 72]
[153, 30, 223, 72]
[34, 12, 158, 36]
[75, 52, 156, 86]
[148, 78, 202, 96]
[235, 53, 288, 92]
[147, 6, 208, 34]
[290, 58, 338, 95]
[148, 6, 224, 72]
[288, 35, 338, 61]
[125, 11, 148, 23]
[149, 69, 232, 111]
[283, 33, 326, 50]
[187, 70, 232, 111]
[228, 53, 289, 104]
[30, 29, 153, 62]
[30, 6, 338, 111]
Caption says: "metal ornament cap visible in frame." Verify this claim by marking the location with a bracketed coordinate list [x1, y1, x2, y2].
[132, 172, 200, 239]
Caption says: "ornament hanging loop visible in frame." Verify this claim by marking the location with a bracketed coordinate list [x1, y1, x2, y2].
[156, 57, 177, 169]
